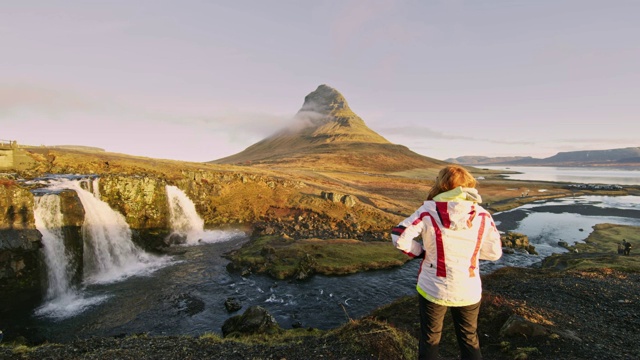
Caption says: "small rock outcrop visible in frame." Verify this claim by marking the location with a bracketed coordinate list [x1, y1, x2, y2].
[321, 191, 357, 208]
[224, 297, 242, 313]
[221, 306, 283, 338]
[501, 231, 538, 255]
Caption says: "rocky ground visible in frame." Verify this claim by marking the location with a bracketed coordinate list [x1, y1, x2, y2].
[482, 266, 639, 360]
[1, 201, 639, 360]
[2, 256, 638, 360]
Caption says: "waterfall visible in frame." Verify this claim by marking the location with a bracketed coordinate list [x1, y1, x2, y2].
[32, 177, 171, 318]
[66, 179, 169, 284]
[166, 185, 205, 244]
[165, 185, 244, 245]
[34, 194, 74, 299]
[33, 192, 108, 319]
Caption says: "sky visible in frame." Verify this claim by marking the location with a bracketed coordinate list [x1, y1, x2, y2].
[1, 1, 639, 163]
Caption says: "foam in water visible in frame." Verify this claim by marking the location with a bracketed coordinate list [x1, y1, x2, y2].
[165, 185, 245, 245]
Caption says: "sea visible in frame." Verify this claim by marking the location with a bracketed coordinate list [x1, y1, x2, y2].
[5, 167, 640, 344]
[481, 165, 640, 186]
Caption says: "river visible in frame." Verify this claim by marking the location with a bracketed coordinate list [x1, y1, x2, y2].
[9, 168, 640, 343]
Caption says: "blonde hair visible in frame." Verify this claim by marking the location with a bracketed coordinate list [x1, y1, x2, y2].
[427, 165, 477, 200]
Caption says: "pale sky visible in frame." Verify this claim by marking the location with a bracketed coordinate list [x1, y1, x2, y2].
[1, 1, 639, 162]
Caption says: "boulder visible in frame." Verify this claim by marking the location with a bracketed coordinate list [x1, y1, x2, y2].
[500, 314, 550, 338]
[501, 232, 538, 254]
[224, 297, 242, 313]
[221, 306, 283, 338]
[500, 314, 582, 342]
[342, 195, 357, 208]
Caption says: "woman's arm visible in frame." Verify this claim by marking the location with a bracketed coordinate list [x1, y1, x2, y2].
[391, 209, 426, 258]
[479, 215, 502, 261]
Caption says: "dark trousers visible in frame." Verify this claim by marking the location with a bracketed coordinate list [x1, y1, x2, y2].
[419, 295, 482, 360]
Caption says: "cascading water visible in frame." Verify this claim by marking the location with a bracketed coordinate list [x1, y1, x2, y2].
[165, 185, 244, 245]
[32, 177, 171, 319]
[33, 191, 108, 319]
[73, 180, 154, 283]
[34, 194, 74, 300]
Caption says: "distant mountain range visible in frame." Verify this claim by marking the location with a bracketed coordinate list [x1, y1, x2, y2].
[446, 147, 640, 167]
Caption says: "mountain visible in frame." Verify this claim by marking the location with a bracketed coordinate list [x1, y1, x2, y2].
[447, 147, 640, 167]
[445, 156, 532, 166]
[211, 84, 448, 173]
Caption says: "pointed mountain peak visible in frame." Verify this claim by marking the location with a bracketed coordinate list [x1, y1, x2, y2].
[288, 85, 387, 143]
[299, 84, 352, 116]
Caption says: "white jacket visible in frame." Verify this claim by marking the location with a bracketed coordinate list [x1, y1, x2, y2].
[391, 187, 502, 306]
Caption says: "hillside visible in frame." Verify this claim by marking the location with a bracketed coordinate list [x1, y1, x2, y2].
[447, 147, 640, 167]
[445, 155, 532, 166]
[211, 85, 449, 173]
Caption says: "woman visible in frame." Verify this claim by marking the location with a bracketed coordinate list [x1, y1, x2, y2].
[391, 165, 502, 360]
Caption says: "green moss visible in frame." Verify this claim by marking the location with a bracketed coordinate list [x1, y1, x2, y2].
[228, 236, 410, 279]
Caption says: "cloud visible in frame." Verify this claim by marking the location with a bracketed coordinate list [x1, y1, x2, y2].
[0, 84, 102, 115]
[376, 124, 534, 145]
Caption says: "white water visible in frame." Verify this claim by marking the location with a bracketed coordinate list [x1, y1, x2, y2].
[34, 194, 71, 299]
[33, 178, 171, 319]
[33, 193, 109, 319]
[165, 185, 244, 245]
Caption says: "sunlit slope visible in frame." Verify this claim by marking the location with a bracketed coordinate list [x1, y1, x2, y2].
[211, 84, 448, 173]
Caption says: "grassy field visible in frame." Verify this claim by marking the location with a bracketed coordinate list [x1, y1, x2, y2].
[542, 223, 640, 272]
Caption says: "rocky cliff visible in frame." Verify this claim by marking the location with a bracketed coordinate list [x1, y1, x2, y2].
[0, 177, 44, 315]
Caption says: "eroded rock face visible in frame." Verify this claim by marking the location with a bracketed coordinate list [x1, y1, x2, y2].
[251, 207, 387, 242]
[98, 175, 172, 251]
[0, 179, 44, 318]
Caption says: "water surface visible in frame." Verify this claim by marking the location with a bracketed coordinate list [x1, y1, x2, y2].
[482, 166, 640, 185]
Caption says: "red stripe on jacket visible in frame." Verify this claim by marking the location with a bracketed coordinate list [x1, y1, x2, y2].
[468, 213, 488, 277]
[417, 212, 447, 277]
[435, 202, 450, 228]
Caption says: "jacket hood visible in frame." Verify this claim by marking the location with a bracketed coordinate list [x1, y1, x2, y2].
[429, 187, 481, 231]
[433, 186, 482, 203]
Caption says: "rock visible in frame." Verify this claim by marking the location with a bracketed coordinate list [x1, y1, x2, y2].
[221, 306, 283, 338]
[321, 191, 357, 207]
[165, 233, 186, 246]
[501, 232, 530, 250]
[294, 253, 317, 280]
[342, 195, 357, 208]
[500, 314, 551, 338]
[224, 297, 242, 313]
[171, 293, 205, 316]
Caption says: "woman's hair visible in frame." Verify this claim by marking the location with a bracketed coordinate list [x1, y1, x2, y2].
[427, 165, 477, 200]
